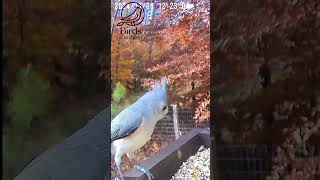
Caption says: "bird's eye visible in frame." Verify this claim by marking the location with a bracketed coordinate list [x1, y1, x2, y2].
[162, 105, 167, 112]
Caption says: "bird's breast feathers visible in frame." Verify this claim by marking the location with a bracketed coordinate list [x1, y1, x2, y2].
[112, 119, 156, 154]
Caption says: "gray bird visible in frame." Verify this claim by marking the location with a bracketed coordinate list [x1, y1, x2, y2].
[111, 77, 169, 180]
[13, 108, 109, 180]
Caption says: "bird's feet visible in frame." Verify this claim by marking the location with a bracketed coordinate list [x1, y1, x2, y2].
[134, 165, 154, 180]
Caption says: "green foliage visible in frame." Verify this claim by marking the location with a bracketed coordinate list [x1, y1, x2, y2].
[7, 66, 53, 130]
[111, 82, 129, 118]
[111, 92, 141, 119]
[112, 82, 127, 103]
[3, 134, 23, 180]
[3, 135, 20, 165]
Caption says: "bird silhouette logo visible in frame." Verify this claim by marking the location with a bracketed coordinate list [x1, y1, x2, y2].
[117, 2, 145, 26]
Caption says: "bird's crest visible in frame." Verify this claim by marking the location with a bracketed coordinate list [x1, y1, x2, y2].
[149, 76, 168, 103]
[151, 76, 167, 91]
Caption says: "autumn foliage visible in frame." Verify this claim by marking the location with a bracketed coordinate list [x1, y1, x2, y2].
[111, 0, 210, 121]
[213, 0, 320, 178]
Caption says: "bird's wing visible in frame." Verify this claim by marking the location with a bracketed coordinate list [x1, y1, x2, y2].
[111, 107, 144, 141]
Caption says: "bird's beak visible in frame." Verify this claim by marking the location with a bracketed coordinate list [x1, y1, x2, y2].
[159, 115, 170, 122]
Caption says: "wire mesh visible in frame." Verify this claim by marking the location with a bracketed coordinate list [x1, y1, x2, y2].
[215, 144, 320, 180]
[152, 106, 209, 142]
[215, 145, 276, 180]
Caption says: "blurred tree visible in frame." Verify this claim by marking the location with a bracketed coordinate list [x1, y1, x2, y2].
[68, 0, 108, 96]
[111, 33, 135, 89]
[3, 0, 109, 101]
[3, 1, 109, 179]
[7, 65, 52, 130]
[112, 82, 127, 103]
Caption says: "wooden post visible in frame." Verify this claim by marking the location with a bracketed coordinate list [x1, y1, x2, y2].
[171, 104, 179, 140]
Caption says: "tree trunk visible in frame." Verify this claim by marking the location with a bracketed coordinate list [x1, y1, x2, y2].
[16, 0, 26, 62]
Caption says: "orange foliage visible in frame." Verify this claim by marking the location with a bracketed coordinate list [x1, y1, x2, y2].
[109, 0, 210, 121]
